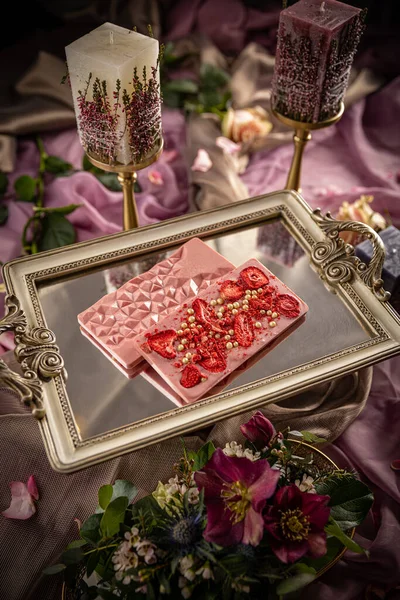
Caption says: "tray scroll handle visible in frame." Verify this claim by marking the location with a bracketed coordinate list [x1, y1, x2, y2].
[311, 209, 390, 302]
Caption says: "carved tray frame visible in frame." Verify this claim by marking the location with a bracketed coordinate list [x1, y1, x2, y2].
[1, 190, 400, 472]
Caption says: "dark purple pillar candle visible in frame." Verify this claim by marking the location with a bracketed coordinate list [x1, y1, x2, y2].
[272, 0, 366, 123]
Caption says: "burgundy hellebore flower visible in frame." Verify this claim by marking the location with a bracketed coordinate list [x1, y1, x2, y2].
[240, 411, 276, 449]
[263, 484, 331, 563]
[194, 448, 280, 547]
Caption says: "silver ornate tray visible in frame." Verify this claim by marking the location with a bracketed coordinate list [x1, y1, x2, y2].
[1, 190, 400, 472]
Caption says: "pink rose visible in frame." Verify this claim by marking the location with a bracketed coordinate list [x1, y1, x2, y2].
[221, 106, 272, 144]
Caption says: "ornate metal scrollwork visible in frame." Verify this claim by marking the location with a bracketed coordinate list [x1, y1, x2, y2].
[0, 295, 66, 419]
[311, 209, 390, 302]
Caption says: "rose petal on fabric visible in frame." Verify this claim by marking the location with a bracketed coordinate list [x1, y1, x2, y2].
[27, 475, 39, 501]
[148, 170, 164, 186]
[215, 136, 241, 155]
[191, 149, 212, 173]
[162, 149, 179, 163]
[242, 507, 264, 546]
[1, 481, 36, 520]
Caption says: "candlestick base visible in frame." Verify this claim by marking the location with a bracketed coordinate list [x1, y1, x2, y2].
[272, 103, 344, 193]
[85, 139, 164, 231]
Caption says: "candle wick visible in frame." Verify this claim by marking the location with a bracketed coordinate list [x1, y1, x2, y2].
[320, 1, 326, 12]
[109, 31, 114, 44]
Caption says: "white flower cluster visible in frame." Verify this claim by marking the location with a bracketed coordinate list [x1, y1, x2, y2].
[111, 526, 157, 588]
[177, 555, 214, 598]
[294, 473, 316, 494]
[223, 441, 261, 462]
[153, 475, 200, 515]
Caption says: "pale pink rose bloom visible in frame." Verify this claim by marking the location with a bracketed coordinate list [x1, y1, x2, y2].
[191, 149, 212, 173]
[148, 170, 164, 186]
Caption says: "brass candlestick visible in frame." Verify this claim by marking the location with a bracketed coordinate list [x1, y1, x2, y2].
[272, 102, 344, 193]
[86, 138, 164, 231]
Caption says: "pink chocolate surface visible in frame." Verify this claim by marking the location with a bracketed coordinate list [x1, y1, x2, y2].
[135, 258, 309, 403]
[78, 238, 234, 370]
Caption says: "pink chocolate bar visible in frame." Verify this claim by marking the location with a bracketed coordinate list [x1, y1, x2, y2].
[135, 259, 309, 403]
[78, 238, 234, 371]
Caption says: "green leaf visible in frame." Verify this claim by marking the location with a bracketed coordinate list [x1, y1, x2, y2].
[192, 441, 216, 471]
[0, 204, 8, 225]
[66, 539, 87, 550]
[200, 63, 230, 89]
[299, 431, 327, 444]
[86, 550, 99, 578]
[14, 175, 37, 202]
[325, 517, 366, 554]
[96, 173, 121, 191]
[276, 572, 316, 595]
[162, 88, 183, 109]
[198, 89, 224, 109]
[100, 496, 129, 538]
[163, 79, 199, 95]
[301, 536, 344, 572]
[0, 171, 8, 196]
[82, 153, 97, 172]
[42, 563, 67, 575]
[34, 203, 81, 216]
[315, 476, 373, 530]
[44, 155, 73, 175]
[98, 485, 113, 511]
[38, 213, 76, 251]
[61, 546, 84, 565]
[97, 590, 117, 600]
[110, 480, 138, 504]
[80, 513, 103, 545]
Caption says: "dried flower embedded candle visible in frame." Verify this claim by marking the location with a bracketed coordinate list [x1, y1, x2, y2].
[135, 259, 308, 402]
[272, 0, 366, 123]
[65, 23, 162, 165]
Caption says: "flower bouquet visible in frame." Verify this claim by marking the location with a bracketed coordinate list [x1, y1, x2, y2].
[48, 412, 373, 600]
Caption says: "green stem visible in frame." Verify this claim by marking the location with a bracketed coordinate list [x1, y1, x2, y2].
[21, 215, 37, 253]
[84, 543, 118, 556]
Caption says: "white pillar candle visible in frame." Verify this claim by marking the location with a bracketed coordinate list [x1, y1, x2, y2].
[65, 22, 162, 166]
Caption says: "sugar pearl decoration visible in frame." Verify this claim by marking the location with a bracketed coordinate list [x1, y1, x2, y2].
[181, 338, 188, 344]
[269, 321, 277, 328]
[188, 316, 195, 323]
[229, 329, 234, 335]
[267, 310, 272, 316]
[215, 333, 221, 339]
[226, 342, 233, 349]
[225, 335, 231, 341]
[227, 303, 233, 310]
[255, 321, 262, 328]
[217, 312, 224, 319]
[187, 308, 194, 315]
[272, 312, 278, 318]
[201, 377, 207, 382]
[185, 352, 192, 358]
[177, 344, 184, 351]
[233, 302, 240, 309]
[260, 310, 266, 315]
[181, 323, 188, 329]
[233, 341, 239, 347]
[182, 357, 189, 364]
[217, 298, 224, 305]
[242, 299, 249, 306]
[177, 329, 183, 335]
[242, 305, 249, 310]
[210, 299, 217, 306]
[232, 308, 238, 315]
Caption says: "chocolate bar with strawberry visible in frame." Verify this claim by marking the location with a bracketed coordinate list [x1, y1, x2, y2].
[134, 258, 309, 403]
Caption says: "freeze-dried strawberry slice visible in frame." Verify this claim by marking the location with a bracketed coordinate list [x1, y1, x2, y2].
[249, 290, 274, 313]
[234, 312, 255, 348]
[240, 266, 269, 289]
[220, 279, 244, 301]
[201, 350, 227, 373]
[192, 298, 225, 333]
[180, 364, 202, 388]
[147, 329, 177, 359]
[275, 294, 300, 318]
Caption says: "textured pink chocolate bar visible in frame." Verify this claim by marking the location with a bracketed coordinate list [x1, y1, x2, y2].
[135, 259, 308, 403]
[78, 238, 234, 370]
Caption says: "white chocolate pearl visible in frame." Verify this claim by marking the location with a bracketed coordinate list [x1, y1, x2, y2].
[217, 312, 224, 319]
[252, 290, 257, 296]
[272, 312, 278, 319]
[177, 344, 184, 351]
[233, 302, 240, 309]
[232, 309, 238, 315]
[201, 377, 207, 382]
[227, 303, 233, 310]
[181, 338, 188, 344]
[197, 324, 202, 328]
[242, 304, 249, 310]
[208, 331, 214, 337]
[185, 352, 192, 358]
[177, 329, 184, 336]
[217, 297, 224, 305]
[255, 321, 262, 329]
[215, 333, 221, 339]
[258, 288, 263, 293]
[181, 322, 188, 329]
[187, 308, 194, 315]
[226, 342, 233, 350]
[182, 357, 189, 364]
[242, 299, 249, 306]
[229, 329, 234, 336]
[267, 310, 272, 316]
[233, 341, 239, 347]
[245, 289, 251, 294]
[269, 321, 277, 328]
[190, 323, 197, 328]
[188, 316, 195, 323]
[260, 310, 266, 315]
[225, 335, 231, 341]
[219, 306, 225, 313]
[210, 299, 217, 306]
